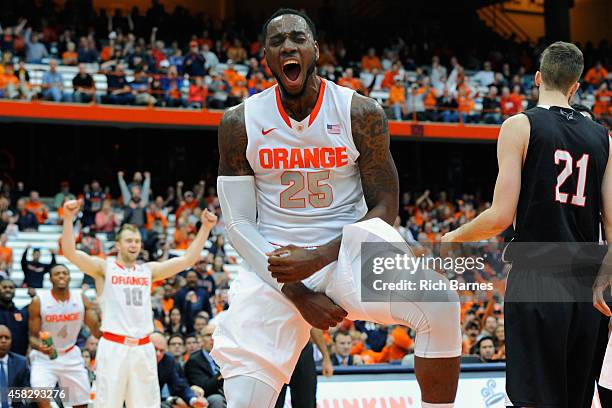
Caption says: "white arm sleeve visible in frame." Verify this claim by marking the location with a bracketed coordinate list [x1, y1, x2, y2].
[217, 175, 283, 291]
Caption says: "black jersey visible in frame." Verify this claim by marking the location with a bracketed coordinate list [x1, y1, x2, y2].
[514, 106, 609, 242]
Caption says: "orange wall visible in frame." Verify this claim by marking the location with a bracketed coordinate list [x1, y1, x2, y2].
[570, 0, 612, 45]
[92, 0, 222, 16]
[502, 11, 545, 43]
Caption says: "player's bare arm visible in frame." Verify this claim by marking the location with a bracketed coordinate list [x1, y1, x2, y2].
[82, 293, 102, 338]
[310, 328, 333, 377]
[442, 114, 529, 242]
[61, 199, 105, 282]
[218, 103, 347, 329]
[267, 93, 399, 283]
[593, 136, 612, 316]
[27, 296, 54, 355]
[148, 209, 217, 281]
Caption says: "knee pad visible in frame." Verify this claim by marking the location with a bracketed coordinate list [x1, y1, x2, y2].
[225, 375, 279, 408]
[390, 295, 462, 359]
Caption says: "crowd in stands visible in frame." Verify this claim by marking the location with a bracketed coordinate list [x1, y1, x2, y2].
[0, 2, 609, 124]
[0, 171, 507, 395]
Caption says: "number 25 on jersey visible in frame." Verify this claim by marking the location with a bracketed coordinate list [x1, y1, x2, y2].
[280, 170, 333, 209]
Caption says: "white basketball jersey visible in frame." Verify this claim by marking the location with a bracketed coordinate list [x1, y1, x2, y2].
[39, 290, 84, 350]
[245, 79, 368, 247]
[99, 259, 153, 338]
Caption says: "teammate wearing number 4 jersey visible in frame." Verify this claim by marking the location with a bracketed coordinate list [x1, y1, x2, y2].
[61, 199, 217, 408]
[214, 8, 462, 408]
[28, 264, 101, 408]
[443, 42, 612, 407]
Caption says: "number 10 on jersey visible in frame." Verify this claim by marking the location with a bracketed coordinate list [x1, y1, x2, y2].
[123, 287, 143, 306]
[280, 170, 333, 209]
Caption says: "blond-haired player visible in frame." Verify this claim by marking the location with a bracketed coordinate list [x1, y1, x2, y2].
[61, 199, 217, 408]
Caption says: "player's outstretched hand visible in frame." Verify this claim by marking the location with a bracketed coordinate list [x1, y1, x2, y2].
[63, 199, 81, 219]
[593, 264, 612, 316]
[267, 245, 326, 283]
[291, 290, 347, 330]
[200, 209, 217, 230]
[321, 356, 334, 377]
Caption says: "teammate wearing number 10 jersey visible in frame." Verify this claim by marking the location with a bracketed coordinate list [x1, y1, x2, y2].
[61, 199, 217, 408]
[443, 42, 612, 407]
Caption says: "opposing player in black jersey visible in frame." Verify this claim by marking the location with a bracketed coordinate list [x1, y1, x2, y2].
[443, 42, 612, 407]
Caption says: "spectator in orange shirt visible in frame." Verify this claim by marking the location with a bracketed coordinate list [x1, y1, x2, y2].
[456, 86, 476, 123]
[509, 84, 525, 113]
[0, 64, 19, 99]
[226, 39, 247, 63]
[381, 62, 402, 90]
[500, 86, 520, 119]
[361, 327, 414, 364]
[173, 223, 193, 250]
[0, 234, 12, 274]
[223, 61, 245, 87]
[361, 48, 382, 73]
[584, 61, 609, 88]
[317, 43, 337, 67]
[247, 72, 270, 96]
[188, 76, 208, 109]
[175, 181, 204, 220]
[337, 68, 363, 93]
[387, 76, 406, 120]
[62, 42, 78, 65]
[25, 191, 48, 224]
[146, 202, 168, 232]
[593, 81, 611, 117]
[227, 79, 249, 107]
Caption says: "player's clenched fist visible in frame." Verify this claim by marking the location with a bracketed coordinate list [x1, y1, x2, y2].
[63, 199, 82, 218]
[200, 209, 217, 229]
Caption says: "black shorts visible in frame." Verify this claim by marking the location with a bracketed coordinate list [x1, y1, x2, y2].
[504, 264, 601, 408]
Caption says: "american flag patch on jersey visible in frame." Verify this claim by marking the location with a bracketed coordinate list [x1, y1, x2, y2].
[327, 124, 341, 134]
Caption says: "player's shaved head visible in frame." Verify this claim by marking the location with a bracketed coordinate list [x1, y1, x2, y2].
[538, 41, 583, 94]
[262, 8, 316, 41]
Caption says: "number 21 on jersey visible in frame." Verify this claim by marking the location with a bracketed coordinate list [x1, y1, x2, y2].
[554, 150, 589, 207]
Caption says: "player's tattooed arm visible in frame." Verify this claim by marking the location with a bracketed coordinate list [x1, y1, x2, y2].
[352, 93, 400, 224]
[269, 94, 400, 274]
[218, 103, 346, 328]
[218, 104, 254, 176]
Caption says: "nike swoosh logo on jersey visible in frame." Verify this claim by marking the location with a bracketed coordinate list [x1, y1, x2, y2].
[262, 128, 277, 135]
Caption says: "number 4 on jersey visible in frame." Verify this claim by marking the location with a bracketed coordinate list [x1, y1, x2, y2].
[554, 150, 589, 207]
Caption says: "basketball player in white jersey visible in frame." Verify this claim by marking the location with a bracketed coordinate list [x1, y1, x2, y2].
[61, 199, 217, 408]
[214, 8, 461, 408]
[28, 263, 101, 408]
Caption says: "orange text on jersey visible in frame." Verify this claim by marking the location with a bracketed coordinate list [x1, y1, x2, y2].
[111, 275, 150, 286]
[259, 147, 349, 170]
[45, 312, 81, 322]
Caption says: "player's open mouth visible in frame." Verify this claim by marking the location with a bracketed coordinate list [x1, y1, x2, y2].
[282, 59, 301, 84]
